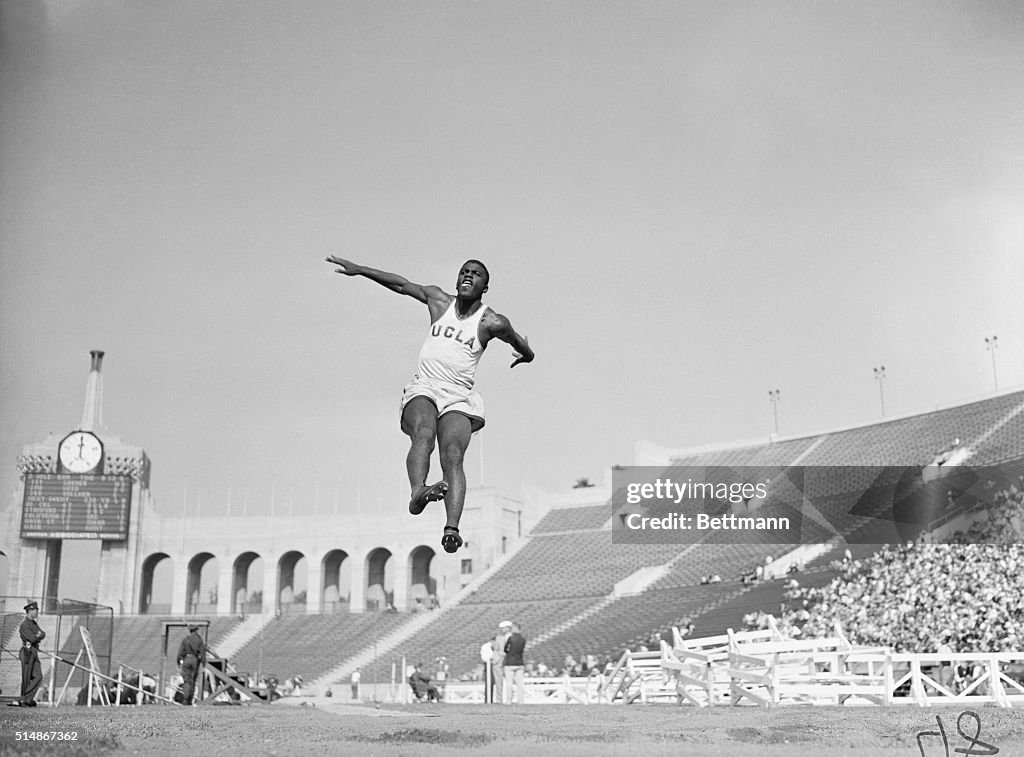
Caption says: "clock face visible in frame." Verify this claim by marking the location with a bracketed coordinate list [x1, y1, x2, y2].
[58, 431, 103, 474]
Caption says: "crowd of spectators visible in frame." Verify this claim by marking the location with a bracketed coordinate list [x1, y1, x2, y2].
[775, 483, 1024, 654]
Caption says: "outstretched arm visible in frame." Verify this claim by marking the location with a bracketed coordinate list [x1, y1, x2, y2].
[482, 312, 535, 368]
[326, 256, 447, 306]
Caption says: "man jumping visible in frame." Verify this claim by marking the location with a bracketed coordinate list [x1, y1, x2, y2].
[326, 256, 534, 553]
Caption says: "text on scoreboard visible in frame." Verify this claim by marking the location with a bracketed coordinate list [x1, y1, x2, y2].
[21, 473, 132, 540]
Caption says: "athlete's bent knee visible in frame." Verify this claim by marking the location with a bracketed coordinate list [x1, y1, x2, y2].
[409, 424, 436, 448]
[439, 444, 465, 470]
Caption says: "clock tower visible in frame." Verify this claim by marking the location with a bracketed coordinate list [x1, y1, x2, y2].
[58, 431, 104, 475]
[4, 351, 152, 611]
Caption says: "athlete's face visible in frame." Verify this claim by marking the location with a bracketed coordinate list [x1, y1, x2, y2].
[456, 261, 489, 298]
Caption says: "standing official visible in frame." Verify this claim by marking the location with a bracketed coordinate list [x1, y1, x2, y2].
[10, 601, 46, 707]
[503, 622, 527, 705]
[176, 624, 206, 705]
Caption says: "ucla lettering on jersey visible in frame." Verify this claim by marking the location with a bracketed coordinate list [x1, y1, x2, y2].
[415, 301, 489, 388]
[430, 324, 477, 349]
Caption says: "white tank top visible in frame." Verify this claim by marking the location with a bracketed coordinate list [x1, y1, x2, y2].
[415, 300, 489, 389]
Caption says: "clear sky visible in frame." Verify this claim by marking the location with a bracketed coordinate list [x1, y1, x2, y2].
[2, 0, 1023, 538]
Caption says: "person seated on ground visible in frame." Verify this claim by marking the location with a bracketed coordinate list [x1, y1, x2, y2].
[77, 682, 113, 705]
[255, 676, 281, 702]
[408, 663, 441, 702]
[117, 673, 157, 704]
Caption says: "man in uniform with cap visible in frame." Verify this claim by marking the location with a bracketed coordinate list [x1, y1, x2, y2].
[176, 624, 206, 705]
[11, 601, 46, 707]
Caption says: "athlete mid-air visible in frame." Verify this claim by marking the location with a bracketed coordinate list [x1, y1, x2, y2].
[326, 256, 534, 553]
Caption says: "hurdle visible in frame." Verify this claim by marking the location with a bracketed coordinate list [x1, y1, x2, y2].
[432, 674, 595, 704]
[725, 622, 892, 707]
[890, 652, 1024, 708]
[661, 621, 787, 707]
[603, 648, 676, 704]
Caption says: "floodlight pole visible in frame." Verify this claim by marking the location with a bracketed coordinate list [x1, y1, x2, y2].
[873, 366, 886, 417]
[985, 336, 999, 392]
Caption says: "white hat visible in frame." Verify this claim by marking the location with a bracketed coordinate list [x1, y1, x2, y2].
[499, 620, 512, 628]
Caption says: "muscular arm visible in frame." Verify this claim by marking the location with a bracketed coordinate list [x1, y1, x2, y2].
[326, 256, 449, 313]
[481, 312, 535, 368]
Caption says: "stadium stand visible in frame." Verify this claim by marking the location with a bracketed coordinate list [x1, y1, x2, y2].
[92, 389, 1020, 693]
[530, 504, 611, 534]
[461, 533, 683, 603]
[228, 611, 412, 682]
[524, 583, 729, 667]
[362, 598, 599, 684]
[777, 483, 1024, 655]
[314, 391, 1020, 686]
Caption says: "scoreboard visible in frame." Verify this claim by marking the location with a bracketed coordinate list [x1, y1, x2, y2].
[21, 473, 132, 540]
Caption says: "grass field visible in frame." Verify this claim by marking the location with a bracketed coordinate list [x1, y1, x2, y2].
[3, 698, 1024, 756]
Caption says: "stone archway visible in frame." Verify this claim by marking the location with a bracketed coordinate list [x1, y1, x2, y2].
[140, 552, 173, 614]
[321, 549, 351, 613]
[232, 551, 263, 615]
[365, 547, 393, 612]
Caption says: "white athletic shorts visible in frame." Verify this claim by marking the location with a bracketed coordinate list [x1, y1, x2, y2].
[400, 377, 486, 433]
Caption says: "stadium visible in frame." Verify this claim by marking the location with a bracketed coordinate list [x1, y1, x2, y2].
[2, 353, 1024, 755]
[4, 3, 1024, 755]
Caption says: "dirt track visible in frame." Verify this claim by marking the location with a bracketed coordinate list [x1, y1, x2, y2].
[3, 699, 1024, 756]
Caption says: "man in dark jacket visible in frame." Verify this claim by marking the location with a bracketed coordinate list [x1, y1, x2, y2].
[176, 624, 206, 705]
[503, 622, 527, 704]
[10, 601, 46, 707]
